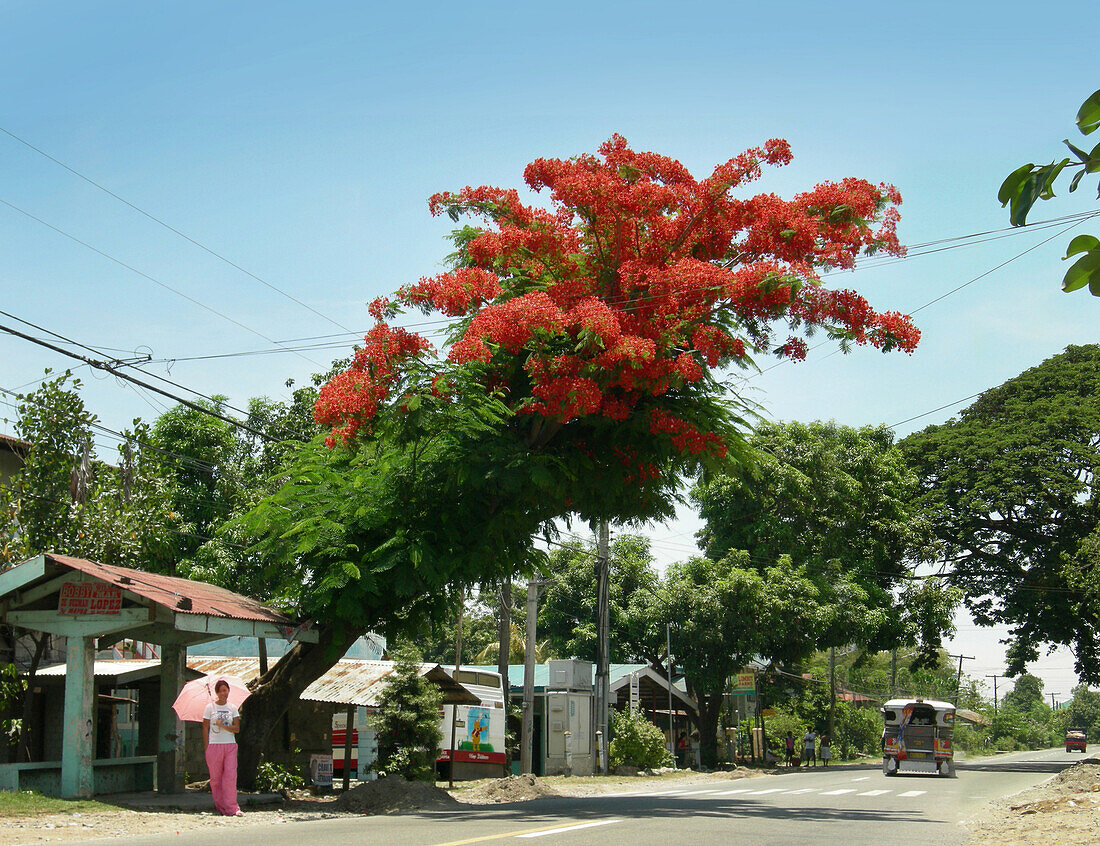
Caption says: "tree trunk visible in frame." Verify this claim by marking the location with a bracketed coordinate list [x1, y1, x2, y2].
[15, 632, 49, 763]
[237, 625, 364, 788]
[696, 693, 722, 770]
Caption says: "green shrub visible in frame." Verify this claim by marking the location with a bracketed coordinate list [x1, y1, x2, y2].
[255, 760, 305, 792]
[609, 707, 673, 771]
[371, 644, 443, 781]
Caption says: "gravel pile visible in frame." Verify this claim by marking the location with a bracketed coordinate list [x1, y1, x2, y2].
[966, 757, 1100, 845]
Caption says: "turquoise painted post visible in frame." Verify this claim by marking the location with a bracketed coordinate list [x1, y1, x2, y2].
[157, 643, 183, 794]
[60, 635, 94, 798]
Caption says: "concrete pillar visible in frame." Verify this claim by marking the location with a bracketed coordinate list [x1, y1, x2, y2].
[157, 643, 184, 794]
[60, 635, 94, 799]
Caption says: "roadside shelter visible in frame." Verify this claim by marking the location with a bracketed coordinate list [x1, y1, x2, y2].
[0, 553, 317, 798]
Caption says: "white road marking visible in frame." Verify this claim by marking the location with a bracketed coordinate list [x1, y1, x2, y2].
[898, 790, 927, 797]
[851, 777, 871, 782]
[821, 789, 857, 795]
[712, 788, 756, 795]
[517, 819, 623, 838]
[676, 789, 724, 796]
[746, 788, 787, 795]
[857, 790, 892, 796]
[783, 788, 820, 794]
[598, 791, 646, 798]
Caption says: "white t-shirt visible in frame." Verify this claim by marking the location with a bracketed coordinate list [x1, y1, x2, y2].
[203, 701, 240, 744]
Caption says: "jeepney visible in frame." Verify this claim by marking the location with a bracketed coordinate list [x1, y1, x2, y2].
[882, 697, 956, 777]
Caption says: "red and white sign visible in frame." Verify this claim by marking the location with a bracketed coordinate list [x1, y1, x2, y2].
[58, 582, 122, 616]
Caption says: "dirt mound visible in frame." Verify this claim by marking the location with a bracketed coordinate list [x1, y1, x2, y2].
[334, 778, 461, 815]
[716, 766, 764, 779]
[454, 774, 560, 804]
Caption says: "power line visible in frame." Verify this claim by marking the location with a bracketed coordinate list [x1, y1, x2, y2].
[0, 309, 312, 442]
[0, 321, 275, 442]
[0, 199, 325, 367]
[0, 124, 355, 334]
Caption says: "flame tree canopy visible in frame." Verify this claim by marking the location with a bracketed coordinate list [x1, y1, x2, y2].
[315, 135, 919, 528]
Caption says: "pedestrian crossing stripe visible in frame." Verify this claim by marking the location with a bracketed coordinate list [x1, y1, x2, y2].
[745, 788, 787, 795]
[851, 776, 870, 781]
[675, 789, 725, 796]
[711, 788, 756, 795]
[898, 790, 926, 797]
[858, 790, 891, 796]
[783, 788, 819, 794]
[820, 789, 858, 795]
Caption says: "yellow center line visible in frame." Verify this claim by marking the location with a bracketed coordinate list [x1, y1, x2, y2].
[430, 821, 592, 845]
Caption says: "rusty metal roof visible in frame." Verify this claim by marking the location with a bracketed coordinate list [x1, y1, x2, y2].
[188, 656, 479, 707]
[0, 432, 29, 452]
[45, 553, 295, 624]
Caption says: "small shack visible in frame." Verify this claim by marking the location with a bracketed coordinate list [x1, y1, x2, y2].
[0, 554, 316, 798]
[469, 662, 697, 776]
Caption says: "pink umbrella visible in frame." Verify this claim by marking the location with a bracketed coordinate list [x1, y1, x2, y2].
[171, 674, 251, 723]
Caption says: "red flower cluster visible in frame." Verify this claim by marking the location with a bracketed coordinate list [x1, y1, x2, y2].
[315, 322, 432, 443]
[318, 136, 920, 460]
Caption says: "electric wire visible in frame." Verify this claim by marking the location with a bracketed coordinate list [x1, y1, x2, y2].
[0, 198, 325, 367]
[0, 124, 355, 334]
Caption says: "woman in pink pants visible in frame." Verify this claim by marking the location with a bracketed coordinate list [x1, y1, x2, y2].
[202, 679, 243, 816]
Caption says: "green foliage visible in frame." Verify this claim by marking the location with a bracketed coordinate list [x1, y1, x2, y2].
[608, 707, 673, 771]
[901, 345, 1100, 681]
[255, 759, 305, 792]
[538, 535, 661, 665]
[1063, 685, 1100, 739]
[0, 662, 26, 742]
[693, 421, 952, 663]
[999, 87, 1100, 295]
[0, 371, 178, 572]
[370, 644, 443, 781]
[1002, 673, 1045, 712]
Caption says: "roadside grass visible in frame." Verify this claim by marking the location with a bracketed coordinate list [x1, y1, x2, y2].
[0, 790, 110, 817]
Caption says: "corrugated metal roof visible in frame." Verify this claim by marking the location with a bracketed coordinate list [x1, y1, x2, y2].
[0, 433, 29, 452]
[187, 657, 479, 707]
[35, 659, 162, 678]
[32, 659, 201, 684]
[45, 553, 295, 624]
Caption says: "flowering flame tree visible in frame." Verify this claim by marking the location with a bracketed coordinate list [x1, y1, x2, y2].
[235, 136, 921, 786]
[315, 135, 918, 525]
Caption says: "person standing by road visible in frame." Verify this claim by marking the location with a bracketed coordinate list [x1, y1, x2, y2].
[820, 734, 831, 767]
[802, 728, 817, 767]
[784, 731, 795, 766]
[203, 679, 243, 816]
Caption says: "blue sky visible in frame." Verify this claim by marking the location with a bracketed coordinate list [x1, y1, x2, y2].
[1, 1, 1097, 701]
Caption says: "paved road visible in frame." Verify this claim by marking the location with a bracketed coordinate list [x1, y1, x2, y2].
[66, 748, 1080, 846]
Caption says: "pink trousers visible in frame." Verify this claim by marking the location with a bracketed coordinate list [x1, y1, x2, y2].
[205, 743, 241, 815]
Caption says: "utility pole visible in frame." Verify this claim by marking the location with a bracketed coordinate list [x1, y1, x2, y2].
[521, 577, 538, 774]
[1051, 692, 1060, 711]
[667, 622, 675, 766]
[890, 648, 898, 699]
[595, 521, 610, 775]
[948, 653, 974, 702]
[828, 647, 836, 741]
[986, 674, 1002, 718]
[448, 600, 464, 789]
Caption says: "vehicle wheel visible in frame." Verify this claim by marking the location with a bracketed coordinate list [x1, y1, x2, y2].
[938, 759, 953, 777]
[883, 757, 898, 776]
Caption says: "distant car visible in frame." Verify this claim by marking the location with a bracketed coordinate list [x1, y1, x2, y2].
[1065, 729, 1087, 753]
